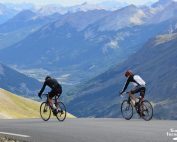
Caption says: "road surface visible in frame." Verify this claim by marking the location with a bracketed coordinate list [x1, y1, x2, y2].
[0, 118, 176, 142]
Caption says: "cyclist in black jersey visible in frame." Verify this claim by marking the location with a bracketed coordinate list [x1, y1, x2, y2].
[120, 70, 146, 106]
[38, 76, 62, 115]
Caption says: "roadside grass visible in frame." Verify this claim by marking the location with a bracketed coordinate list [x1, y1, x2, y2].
[0, 88, 75, 119]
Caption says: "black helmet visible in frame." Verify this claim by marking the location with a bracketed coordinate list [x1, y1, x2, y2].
[45, 75, 51, 81]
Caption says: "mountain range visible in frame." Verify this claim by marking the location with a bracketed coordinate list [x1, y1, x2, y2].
[26, 1, 128, 15]
[0, 0, 177, 85]
[0, 1, 127, 17]
[0, 0, 176, 119]
[0, 9, 62, 49]
[67, 30, 177, 119]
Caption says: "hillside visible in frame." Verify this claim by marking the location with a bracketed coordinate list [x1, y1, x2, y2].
[67, 32, 177, 119]
[0, 9, 62, 49]
[0, 15, 176, 85]
[0, 63, 41, 98]
[0, 0, 177, 87]
[0, 88, 75, 119]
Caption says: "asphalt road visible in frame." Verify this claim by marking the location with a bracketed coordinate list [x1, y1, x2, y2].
[0, 118, 176, 142]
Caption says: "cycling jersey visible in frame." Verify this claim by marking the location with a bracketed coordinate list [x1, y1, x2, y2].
[39, 78, 62, 96]
[121, 75, 146, 93]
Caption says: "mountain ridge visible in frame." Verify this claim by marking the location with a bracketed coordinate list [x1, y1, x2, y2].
[0, 63, 41, 98]
[67, 31, 177, 119]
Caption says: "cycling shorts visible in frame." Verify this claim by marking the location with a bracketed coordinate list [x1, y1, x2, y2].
[130, 86, 146, 98]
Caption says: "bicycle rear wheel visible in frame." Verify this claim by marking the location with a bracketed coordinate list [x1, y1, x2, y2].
[40, 102, 51, 121]
[56, 102, 67, 121]
[140, 100, 153, 121]
[121, 100, 133, 120]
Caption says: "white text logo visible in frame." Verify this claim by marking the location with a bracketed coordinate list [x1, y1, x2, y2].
[167, 128, 177, 141]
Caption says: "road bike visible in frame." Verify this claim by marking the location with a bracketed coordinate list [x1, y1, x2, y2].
[120, 92, 153, 121]
[40, 94, 67, 121]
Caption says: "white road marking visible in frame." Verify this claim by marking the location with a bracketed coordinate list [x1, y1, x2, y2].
[0, 132, 30, 138]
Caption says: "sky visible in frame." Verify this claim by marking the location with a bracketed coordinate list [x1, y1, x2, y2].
[0, 0, 159, 6]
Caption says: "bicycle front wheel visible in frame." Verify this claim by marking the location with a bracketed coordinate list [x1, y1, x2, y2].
[40, 102, 51, 121]
[140, 100, 153, 121]
[56, 102, 67, 121]
[121, 100, 133, 120]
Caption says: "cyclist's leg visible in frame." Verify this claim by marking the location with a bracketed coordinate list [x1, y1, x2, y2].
[140, 87, 146, 102]
[49, 91, 60, 116]
[48, 90, 55, 110]
[138, 87, 146, 116]
[55, 86, 62, 108]
[128, 92, 136, 104]
[55, 93, 61, 106]
[52, 87, 62, 112]
[54, 86, 62, 107]
[129, 86, 140, 103]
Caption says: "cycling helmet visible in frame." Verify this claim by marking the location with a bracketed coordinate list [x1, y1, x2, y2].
[45, 75, 51, 81]
[125, 70, 133, 77]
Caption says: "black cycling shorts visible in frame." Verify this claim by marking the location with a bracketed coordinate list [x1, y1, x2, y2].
[48, 85, 62, 99]
[130, 86, 146, 98]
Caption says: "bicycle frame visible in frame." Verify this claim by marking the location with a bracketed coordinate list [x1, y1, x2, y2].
[42, 93, 59, 109]
[121, 92, 142, 106]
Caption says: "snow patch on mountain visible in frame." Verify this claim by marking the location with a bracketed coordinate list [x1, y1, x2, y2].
[106, 40, 119, 49]
[154, 33, 177, 46]
[38, 5, 66, 16]
[97, 5, 147, 31]
[37, 2, 104, 16]
[68, 2, 103, 13]
[130, 10, 146, 25]
[103, 39, 119, 53]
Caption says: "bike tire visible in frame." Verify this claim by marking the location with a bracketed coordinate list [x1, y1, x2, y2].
[56, 102, 67, 121]
[140, 100, 153, 121]
[40, 102, 51, 121]
[121, 100, 133, 120]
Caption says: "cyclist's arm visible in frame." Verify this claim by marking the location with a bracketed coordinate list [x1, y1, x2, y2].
[121, 78, 130, 93]
[39, 82, 47, 95]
